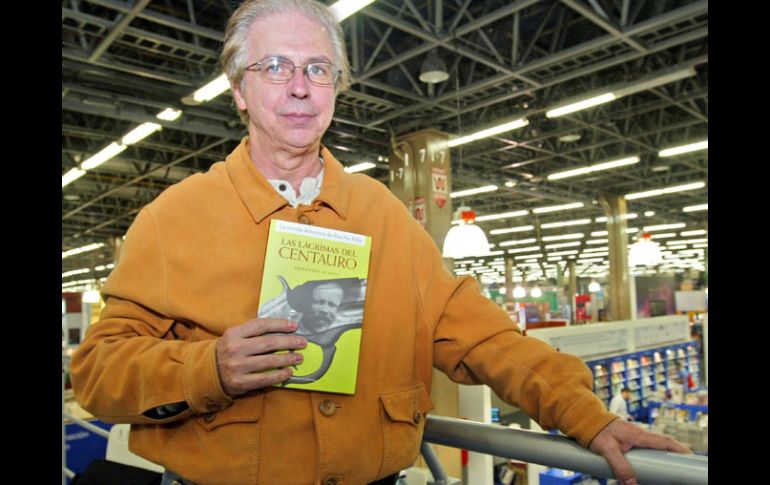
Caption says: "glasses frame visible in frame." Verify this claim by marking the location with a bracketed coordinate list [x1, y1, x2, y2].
[245, 57, 340, 86]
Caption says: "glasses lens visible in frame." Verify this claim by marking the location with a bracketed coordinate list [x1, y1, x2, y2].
[260, 58, 293, 81]
[307, 63, 338, 85]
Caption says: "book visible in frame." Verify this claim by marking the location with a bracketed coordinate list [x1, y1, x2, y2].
[257, 219, 372, 394]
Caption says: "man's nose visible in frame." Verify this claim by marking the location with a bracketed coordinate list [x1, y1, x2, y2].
[288, 67, 310, 98]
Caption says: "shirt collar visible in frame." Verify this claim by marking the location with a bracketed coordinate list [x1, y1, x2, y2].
[225, 137, 350, 224]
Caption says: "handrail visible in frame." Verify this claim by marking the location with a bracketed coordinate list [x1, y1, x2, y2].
[422, 415, 707, 485]
[63, 412, 111, 439]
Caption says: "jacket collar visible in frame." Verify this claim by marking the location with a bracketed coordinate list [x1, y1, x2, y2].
[225, 137, 350, 224]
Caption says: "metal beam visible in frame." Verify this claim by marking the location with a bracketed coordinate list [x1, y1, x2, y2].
[89, 0, 153, 62]
[560, 0, 647, 54]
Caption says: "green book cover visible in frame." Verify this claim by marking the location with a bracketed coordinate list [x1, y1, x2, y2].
[257, 219, 372, 394]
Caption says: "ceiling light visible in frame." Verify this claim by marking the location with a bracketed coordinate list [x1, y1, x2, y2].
[344, 162, 376, 173]
[489, 225, 534, 235]
[530, 286, 542, 298]
[121, 122, 162, 145]
[451, 185, 498, 198]
[62, 168, 86, 188]
[586, 239, 608, 245]
[658, 139, 708, 157]
[532, 202, 584, 214]
[62, 268, 90, 278]
[156, 107, 182, 121]
[591, 231, 608, 237]
[329, 0, 376, 20]
[643, 223, 686, 232]
[625, 181, 706, 200]
[681, 230, 706, 237]
[504, 180, 517, 188]
[499, 238, 538, 247]
[419, 49, 449, 84]
[558, 133, 582, 142]
[545, 241, 581, 249]
[62, 242, 106, 259]
[649, 233, 676, 239]
[547, 250, 580, 256]
[80, 142, 127, 170]
[442, 207, 491, 258]
[644, 211, 655, 217]
[505, 246, 542, 254]
[82, 289, 101, 304]
[629, 232, 663, 266]
[190, 74, 230, 104]
[541, 233, 584, 241]
[588, 280, 601, 292]
[547, 156, 640, 180]
[515, 253, 543, 260]
[540, 219, 592, 229]
[447, 118, 529, 147]
[683, 203, 708, 212]
[546, 93, 616, 118]
[512, 285, 526, 298]
[472, 210, 529, 223]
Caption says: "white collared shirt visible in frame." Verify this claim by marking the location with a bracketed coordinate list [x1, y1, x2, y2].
[268, 164, 324, 208]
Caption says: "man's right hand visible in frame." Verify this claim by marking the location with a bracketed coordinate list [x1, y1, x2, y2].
[215, 318, 308, 397]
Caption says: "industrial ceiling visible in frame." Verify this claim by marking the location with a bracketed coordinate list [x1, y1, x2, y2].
[62, 0, 708, 289]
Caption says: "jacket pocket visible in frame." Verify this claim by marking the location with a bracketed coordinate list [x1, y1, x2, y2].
[193, 392, 264, 432]
[379, 383, 434, 476]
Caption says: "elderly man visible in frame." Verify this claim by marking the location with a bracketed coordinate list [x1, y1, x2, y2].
[71, 1, 689, 485]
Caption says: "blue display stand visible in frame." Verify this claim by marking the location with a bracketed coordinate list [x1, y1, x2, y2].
[539, 469, 607, 484]
[65, 419, 112, 481]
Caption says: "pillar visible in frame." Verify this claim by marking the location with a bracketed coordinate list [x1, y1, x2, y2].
[598, 194, 632, 321]
[390, 129, 460, 478]
[567, 260, 577, 325]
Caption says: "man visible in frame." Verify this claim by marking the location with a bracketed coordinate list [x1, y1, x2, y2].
[609, 387, 633, 422]
[70, 1, 689, 485]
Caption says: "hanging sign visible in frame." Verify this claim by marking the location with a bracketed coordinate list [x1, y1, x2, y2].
[413, 197, 427, 227]
[432, 167, 448, 209]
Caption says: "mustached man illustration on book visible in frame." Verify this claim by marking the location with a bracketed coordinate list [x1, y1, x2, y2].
[257, 219, 372, 394]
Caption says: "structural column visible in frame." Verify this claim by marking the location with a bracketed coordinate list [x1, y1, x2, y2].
[599, 194, 632, 321]
[567, 260, 577, 325]
[390, 129, 461, 478]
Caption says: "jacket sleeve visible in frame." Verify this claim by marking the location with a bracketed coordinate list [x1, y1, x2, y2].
[412, 223, 617, 448]
[70, 207, 233, 424]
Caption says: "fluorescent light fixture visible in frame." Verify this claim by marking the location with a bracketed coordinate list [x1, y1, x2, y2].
[546, 93, 616, 118]
[329, 0, 376, 20]
[659, 140, 708, 157]
[447, 118, 529, 147]
[644, 211, 656, 217]
[532, 202, 584, 214]
[506, 246, 541, 254]
[541, 219, 592, 229]
[193, 74, 231, 103]
[591, 231, 608, 237]
[548, 250, 580, 256]
[451, 185, 498, 198]
[62, 242, 105, 259]
[586, 239, 608, 245]
[583, 247, 609, 253]
[81, 142, 127, 170]
[614, 66, 697, 97]
[344, 162, 376, 173]
[547, 156, 640, 180]
[650, 233, 676, 239]
[545, 241, 581, 249]
[627, 227, 639, 233]
[62, 268, 90, 278]
[530, 286, 542, 298]
[643, 223, 686, 232]
[474, 210, 529, 223]
[595, 216, 607, 223]
[62, 168, 86, 188]
[692, 243, 708, 248]
[541, 233, 584, 241]
[683, 203, 708, 212]
[515, 253, 543, 260]
[668, 245, 688, 250]
[625, 181, 705, 200]
[499, 238, 538, 247]
[547, 256, 563, 261]
[156, 107, 182, 121]
[489, 225, 534, 235]
[681, 230, 706, 237]
[488, 250, 505, 256]
[579, 258, 605, 264]
[122, 122, 162, 145]
[666, 238, 708, 245]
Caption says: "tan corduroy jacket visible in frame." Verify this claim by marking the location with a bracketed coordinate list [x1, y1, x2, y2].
[71, 138, 617, 485]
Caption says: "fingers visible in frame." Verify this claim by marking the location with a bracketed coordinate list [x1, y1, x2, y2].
[602, 446, 637, 485]
[636, 429, 693, 454]
[229, 318, 299, 338]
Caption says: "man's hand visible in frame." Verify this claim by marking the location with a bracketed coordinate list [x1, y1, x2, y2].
[215, 318, 308, 397]
[589, 419, 691, 485]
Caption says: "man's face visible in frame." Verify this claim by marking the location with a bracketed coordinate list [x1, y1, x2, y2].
[232, 11, 336, 154]
[307, 284, 344, 330]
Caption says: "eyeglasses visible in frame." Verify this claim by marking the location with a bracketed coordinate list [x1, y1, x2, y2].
[245, 57, 340, 86]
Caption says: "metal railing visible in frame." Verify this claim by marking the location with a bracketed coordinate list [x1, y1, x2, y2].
[422, 415, 708, 485]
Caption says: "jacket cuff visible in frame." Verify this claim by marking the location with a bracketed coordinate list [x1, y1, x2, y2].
[559, 392, 619, 448]
[183, 339, 233, 414]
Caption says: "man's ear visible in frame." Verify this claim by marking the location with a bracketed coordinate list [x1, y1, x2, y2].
[232, 81, 248, 111]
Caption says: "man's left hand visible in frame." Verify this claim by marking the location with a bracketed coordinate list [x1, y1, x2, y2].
[589, 419, 691, 485]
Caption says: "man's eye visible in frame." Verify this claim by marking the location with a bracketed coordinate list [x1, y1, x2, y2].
[266, 61, 289, 74]
[308, 64, 328, 77]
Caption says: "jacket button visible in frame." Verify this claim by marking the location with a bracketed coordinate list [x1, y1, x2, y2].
[323, 477, 339, 485]
[298, 214, 312, 224]
[319, 399, 337, 417]
[413, 410, 422, 424]
[203, 412, 215, 423]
